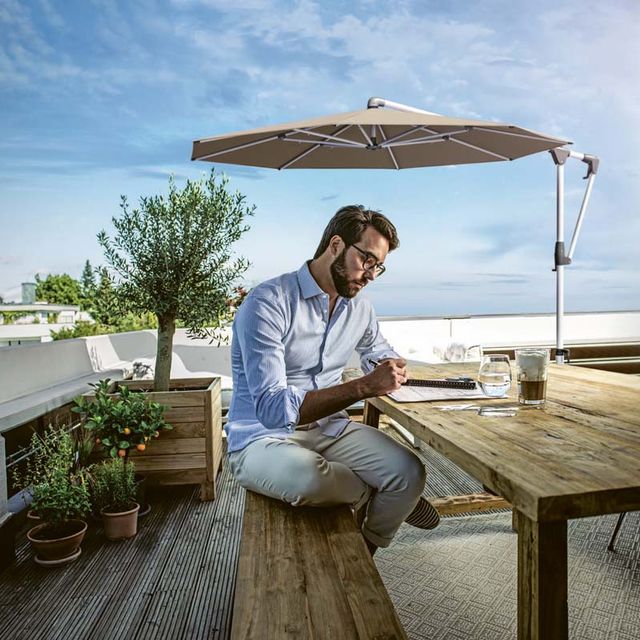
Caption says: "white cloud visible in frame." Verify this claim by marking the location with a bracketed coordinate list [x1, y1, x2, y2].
[0, 0, 637, 313]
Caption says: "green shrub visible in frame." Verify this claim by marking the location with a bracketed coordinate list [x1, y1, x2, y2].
[51, 321, 113, 340]
[91, 458, 137, 513]
[11, 427, 91, 535]
[31, 476, 91, 532]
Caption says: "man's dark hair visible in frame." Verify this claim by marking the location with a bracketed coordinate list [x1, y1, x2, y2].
[313, 205, 399, 259]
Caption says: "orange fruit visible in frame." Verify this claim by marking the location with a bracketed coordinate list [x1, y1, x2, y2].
[123, 427, 131, 435]
[118, 449, 127, 457]
[95, 438, 101, 444]
[136, 443, 146, 451]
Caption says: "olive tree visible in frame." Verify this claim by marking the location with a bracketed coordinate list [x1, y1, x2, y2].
[98, 171, 254, 391]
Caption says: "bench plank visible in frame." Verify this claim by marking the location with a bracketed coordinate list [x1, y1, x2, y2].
[231, 491, 407, 640]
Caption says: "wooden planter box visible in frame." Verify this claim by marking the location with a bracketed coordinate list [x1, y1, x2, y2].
[87, 377, 222, 501]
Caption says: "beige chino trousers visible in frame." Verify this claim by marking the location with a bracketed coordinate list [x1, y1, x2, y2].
[228, 421, 426, 548]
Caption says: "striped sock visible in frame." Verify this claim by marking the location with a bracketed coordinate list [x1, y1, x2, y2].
[405, 497, 440, 530]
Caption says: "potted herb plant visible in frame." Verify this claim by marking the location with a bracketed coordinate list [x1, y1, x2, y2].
[92, 171, 254, 499]
[13, 427, 91, 566]
[74, 379, 172, 514]
[90, 457, 139, 541]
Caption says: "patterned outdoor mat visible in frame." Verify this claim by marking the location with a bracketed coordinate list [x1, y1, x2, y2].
[376, 510, 640, 640]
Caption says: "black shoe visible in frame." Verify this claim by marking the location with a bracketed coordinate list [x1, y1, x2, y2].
[405, 497, 440, 530]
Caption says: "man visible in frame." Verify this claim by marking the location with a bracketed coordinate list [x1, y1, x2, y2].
[226, 205, 439, 554]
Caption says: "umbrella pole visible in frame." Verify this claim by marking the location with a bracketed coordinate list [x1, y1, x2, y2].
[555, 156, 567, 364]
[550, 149, 600, 365]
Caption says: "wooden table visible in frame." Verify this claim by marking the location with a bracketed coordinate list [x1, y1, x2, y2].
[359, 362, 640, 640]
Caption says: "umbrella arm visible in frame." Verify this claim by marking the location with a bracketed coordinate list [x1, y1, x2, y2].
[550, 149, 600, 364]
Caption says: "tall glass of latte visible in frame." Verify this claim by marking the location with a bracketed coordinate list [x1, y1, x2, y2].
[515, 348, 550, 407]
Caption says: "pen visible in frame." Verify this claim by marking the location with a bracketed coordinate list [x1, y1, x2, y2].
[368, 358, 380, 368]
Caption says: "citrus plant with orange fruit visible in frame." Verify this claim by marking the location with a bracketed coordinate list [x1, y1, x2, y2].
[73, 379, 172, 459]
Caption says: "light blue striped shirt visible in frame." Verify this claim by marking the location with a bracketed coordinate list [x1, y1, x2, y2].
[225, 262, 398, 453]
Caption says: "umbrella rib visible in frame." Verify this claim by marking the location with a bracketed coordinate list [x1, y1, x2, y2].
[411, 124, 509, 159]
[195, 133, 282, 161]
[382, 128, 469, 147]
[279, 143, 320, 169]
[473, 126, 566, 144]
[279, 125, 353, 169]
[357, 125, 373, 145]
[283, 138, 366, 148]
[388, 138, 445, 148]
[288, 128, 366, 147]
[380, 126, 424, 146]
[448, 136, 511, 160]
[375, 125, 399, 169]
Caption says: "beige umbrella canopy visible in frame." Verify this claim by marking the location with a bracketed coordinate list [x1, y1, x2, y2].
[193, 97, 596, 366]
[192, 98, 570, 169]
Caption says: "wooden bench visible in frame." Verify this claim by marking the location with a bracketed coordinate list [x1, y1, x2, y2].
[231, 490, 407, 640]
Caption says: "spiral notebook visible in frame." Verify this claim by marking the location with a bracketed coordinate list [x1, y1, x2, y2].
[388, 378, 489, 403]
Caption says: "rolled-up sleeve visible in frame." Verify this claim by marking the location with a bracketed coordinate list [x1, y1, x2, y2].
[234, 292, 307, 431]
[355, 304, 400, 374]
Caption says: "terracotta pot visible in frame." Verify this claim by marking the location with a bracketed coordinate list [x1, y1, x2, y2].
[27, 509, 42, 525]
[101, 503, 140, 541]
[27, 519, 87, 563]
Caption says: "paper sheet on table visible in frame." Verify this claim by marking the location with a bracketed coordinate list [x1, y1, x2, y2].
[388, 385, 491, 403]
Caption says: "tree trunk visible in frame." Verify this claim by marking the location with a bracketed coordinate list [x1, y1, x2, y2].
[154, 314, 176, 392]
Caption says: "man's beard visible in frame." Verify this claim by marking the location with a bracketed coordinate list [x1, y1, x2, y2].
[330, 248, 366, 298]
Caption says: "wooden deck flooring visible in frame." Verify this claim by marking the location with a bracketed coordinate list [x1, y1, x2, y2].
[0, 425, 501, 640]
[0, 463, 245, 640]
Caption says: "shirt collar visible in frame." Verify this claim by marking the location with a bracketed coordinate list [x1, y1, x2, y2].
[297, 261, 325, 299]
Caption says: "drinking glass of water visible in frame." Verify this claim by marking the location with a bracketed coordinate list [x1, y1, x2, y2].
[478, 354, 512, 397]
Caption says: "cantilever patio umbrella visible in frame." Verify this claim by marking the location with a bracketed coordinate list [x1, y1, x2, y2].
[192, 97, 599, 364]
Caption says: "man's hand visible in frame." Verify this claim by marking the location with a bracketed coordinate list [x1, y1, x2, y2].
[362, 358, 407, 397]
[297, 357, 407, 424]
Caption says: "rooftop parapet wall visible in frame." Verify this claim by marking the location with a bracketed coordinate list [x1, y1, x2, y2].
[0, 338, 97, 403]
[1, 311, 638, 407]
[450, 311, 640, 348]
[379, 310, 640, 363]
[0, 329, 232, 407]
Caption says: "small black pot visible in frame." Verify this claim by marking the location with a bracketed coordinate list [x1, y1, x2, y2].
[134, 474, 151, 518]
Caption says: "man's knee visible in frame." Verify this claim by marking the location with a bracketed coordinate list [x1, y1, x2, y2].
[287, 456, 329, 500]
[407, 453, 427, 495]
[384, 446, 426, 495]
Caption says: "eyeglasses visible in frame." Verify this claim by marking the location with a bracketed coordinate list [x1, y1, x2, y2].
[349, 244, 386, 276]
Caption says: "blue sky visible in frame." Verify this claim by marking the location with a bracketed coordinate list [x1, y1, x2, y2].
[1, 0, 638, 316]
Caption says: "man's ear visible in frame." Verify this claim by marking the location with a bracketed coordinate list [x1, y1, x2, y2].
[329, 235, 344, 257]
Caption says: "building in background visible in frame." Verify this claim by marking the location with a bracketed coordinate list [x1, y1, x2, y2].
[0, 282, 91, 347]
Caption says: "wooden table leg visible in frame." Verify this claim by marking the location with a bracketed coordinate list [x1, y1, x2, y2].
[362, 401, 381, 428]
[516, 510, 568, 640]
